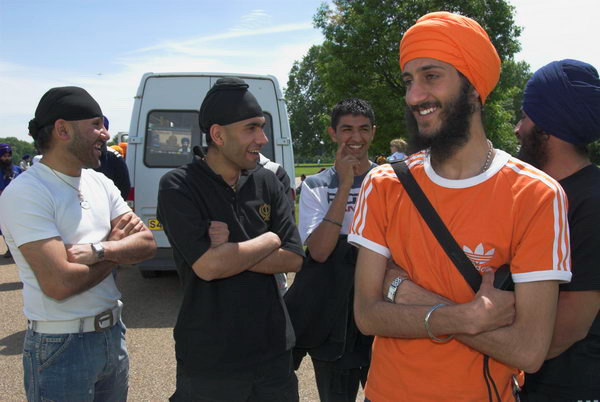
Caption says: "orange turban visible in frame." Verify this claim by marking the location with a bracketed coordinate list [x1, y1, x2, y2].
[400, 12, 500, 104]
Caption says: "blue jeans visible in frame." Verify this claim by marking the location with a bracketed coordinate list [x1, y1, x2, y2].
[23, 320, 129, 402]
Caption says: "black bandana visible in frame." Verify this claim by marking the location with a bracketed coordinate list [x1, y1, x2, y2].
[28, 86, 103, 139]
[199, 77, 263, 141]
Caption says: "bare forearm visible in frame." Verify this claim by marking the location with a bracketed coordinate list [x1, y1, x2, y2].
[457, 283, 559, 372]
[355, 298, 476, 338]
[49, 260, 117, 300]
[248, 249, 303, 274]
[193, 232, 280, 281]
[103, 230, 156, 264]
[306, 185, 351, 262]
[546, 290, 600, 359]
[62, 261, 117, 296]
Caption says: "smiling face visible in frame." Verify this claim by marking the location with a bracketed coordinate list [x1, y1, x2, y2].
[66, 116, 109, 169]
[329, 114, 375, 163]
[402, 57, 477, 160]
[220, 116, 267, 170]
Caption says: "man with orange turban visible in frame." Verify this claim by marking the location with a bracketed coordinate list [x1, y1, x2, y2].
[349, 12, 571, 401]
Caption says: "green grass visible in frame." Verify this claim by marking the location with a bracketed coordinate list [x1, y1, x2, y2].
[294, 163, 334, 177]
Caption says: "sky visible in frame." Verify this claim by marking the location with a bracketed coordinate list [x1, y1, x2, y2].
[1, 0, 599, 143]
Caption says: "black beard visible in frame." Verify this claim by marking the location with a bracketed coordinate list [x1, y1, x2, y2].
[517, 126, 549, 169]
[406, 81, 475, 164]
[0, 158, 12, 169]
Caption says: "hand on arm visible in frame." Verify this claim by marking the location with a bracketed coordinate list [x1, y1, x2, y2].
[354, 247, 511, 339]
[382, 257, 560, 371]
[20, 237, 116, 300]
[306, 141, 358, 262]
[546, 289, 600, 359]
[208, 221, 229, 248]
[456, 280, 559, 372]
[192, 230, 282, 281]
[66, 212, 156, 266]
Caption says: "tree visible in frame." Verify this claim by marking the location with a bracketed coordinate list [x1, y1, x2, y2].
[0, 137, 36, 166]
[286, 45, 335, 162]
[286, 0, 530, 158]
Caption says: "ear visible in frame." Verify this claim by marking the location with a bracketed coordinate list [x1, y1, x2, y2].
[327, 127, 337, 142]
[210, 124, 225, 146]
[54, 119, 71, 142]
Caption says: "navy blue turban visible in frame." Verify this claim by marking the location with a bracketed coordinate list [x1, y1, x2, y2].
[523, 59, 600, 145]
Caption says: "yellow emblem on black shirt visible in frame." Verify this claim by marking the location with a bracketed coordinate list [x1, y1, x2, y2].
[259, 203, 271, 222]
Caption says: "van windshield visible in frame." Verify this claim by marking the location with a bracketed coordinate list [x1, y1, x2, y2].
[144, 110, 274, 167]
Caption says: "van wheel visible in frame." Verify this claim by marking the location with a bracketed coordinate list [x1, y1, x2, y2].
[140, 270, 158, 279]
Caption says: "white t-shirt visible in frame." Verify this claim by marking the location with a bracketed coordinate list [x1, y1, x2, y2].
[0, 162, 131, 320]
[298, 164, 376, 244]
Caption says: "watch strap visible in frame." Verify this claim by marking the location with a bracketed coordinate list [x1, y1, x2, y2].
[385, 276, 406, 302]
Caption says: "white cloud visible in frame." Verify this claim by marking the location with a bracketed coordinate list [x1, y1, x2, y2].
[0, 19, 322, 143]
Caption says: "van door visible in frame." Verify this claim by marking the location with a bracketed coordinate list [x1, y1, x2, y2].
[133, 76, 210, 252]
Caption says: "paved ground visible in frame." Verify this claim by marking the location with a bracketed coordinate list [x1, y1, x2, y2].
[0, 238, 364, 401]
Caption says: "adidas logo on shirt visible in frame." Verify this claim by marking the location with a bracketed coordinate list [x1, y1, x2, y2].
[462, 243, 495, 272]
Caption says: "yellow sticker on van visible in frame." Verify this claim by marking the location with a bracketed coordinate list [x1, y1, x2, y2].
[148, 218, 163, 231]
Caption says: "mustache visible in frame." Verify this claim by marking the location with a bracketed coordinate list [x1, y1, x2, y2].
[409, 102, 441, 112]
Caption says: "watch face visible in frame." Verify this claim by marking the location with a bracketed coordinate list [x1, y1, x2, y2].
[392, 277, 402, 287]
[93, 243, 105, 259]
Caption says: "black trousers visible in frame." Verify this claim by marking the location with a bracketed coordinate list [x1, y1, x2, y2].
[170, 352, 298, 402]
[311, 358, 369, 402]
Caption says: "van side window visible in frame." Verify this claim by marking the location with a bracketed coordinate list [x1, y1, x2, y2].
[144, 111, 200, 167]
[144, 110, 274, 167]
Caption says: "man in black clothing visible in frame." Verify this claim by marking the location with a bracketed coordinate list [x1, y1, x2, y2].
[157, 77, 304, 402]
[94, 116, 130, 200]
[515, 59, 600, 401]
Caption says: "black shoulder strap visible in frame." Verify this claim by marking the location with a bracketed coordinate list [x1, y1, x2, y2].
[392, 160, 481, 292]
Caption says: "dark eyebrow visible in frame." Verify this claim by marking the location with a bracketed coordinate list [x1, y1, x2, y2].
[402, 64, 447, 78]
[244, 122, 265, 128]
[339, 123, 371, 129]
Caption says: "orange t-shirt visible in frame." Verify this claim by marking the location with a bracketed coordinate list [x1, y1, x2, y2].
[349, 150, 571, 402]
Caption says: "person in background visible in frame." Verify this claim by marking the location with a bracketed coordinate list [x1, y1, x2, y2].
[296, 174, 306, 198]
[119, 142, 128, 159]
[178, 137, 191, 153]
[20, 154, 32, 171]
[515, 59, 600, 402]
[387, 138, 407, 161]
[291, 98, 377, 402]
[0, 143, 23, 258]
[110, 145, 124, 157]
[94, 116, 131, 201]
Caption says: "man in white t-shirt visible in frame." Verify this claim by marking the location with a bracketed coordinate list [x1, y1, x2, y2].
[0, 86, 156, 401]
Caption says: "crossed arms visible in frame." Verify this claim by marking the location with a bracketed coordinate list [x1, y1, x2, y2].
[191, 221, 302, 281]
[353, 248, 559, 373]
[20, 212, 156, 300]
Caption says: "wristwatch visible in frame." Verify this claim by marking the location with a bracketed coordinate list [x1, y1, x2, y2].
[385, 277, 408, 302]
[91, 242, 105, 262]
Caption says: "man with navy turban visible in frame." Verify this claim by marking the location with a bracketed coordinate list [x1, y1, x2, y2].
[515, 59, 600, 401]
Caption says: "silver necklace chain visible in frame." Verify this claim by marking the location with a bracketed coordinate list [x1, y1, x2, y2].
[479, 140, 494, 174]
[49, 167, 90, 209]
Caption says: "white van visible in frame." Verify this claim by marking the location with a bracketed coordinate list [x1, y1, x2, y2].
[125, 72, 296, 277]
